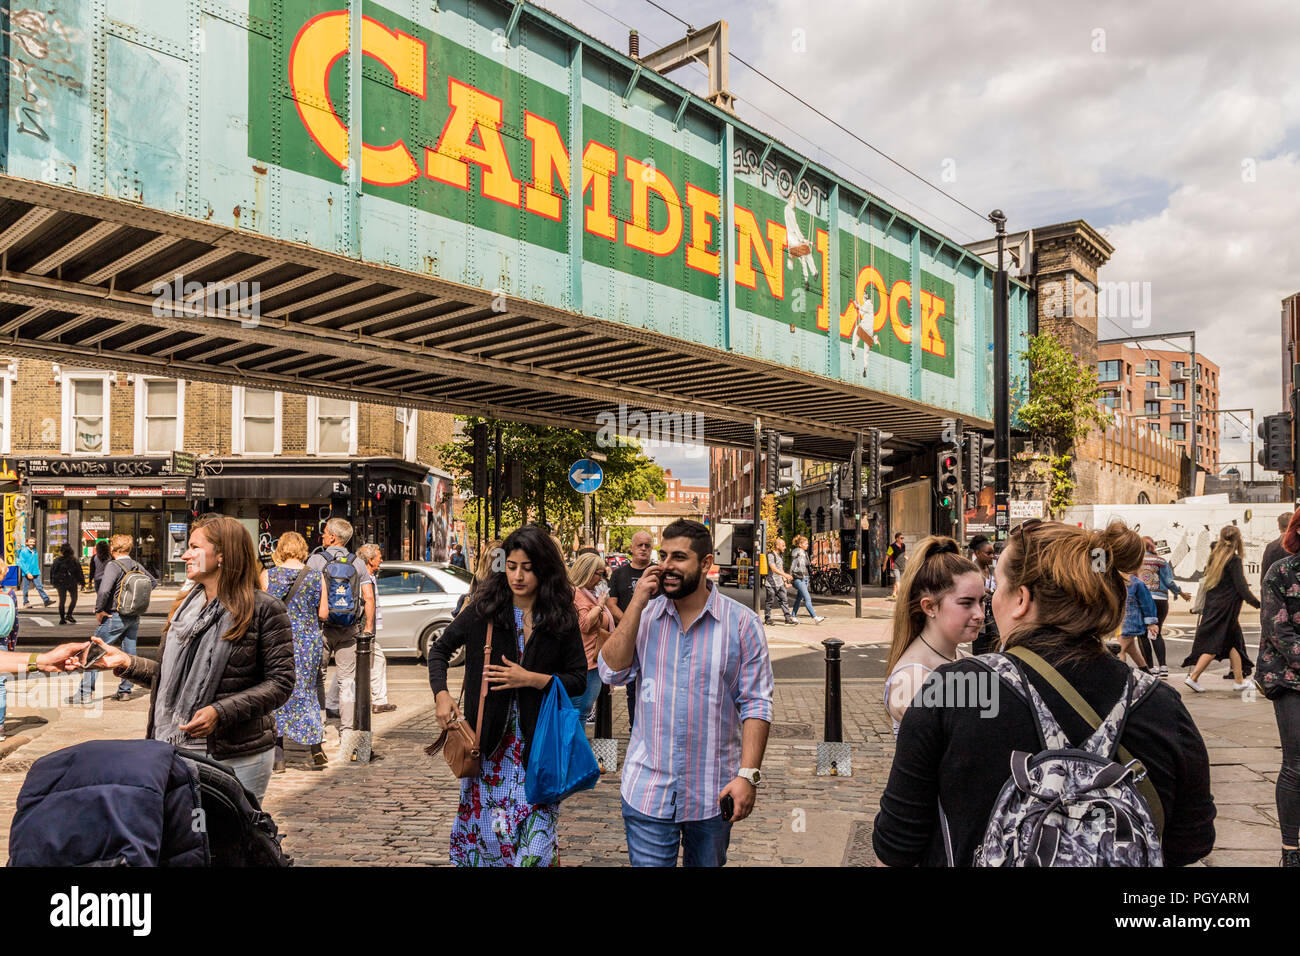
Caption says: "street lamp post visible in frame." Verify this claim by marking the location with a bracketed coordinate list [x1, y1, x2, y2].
[989, 210, 1010, 543]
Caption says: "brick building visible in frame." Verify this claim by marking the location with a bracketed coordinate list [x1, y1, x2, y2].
[1095, 343, 1221, 473]
[661, 468, 708, 509]
[709, 447, 756, 521]
[5, 358, 456, 582]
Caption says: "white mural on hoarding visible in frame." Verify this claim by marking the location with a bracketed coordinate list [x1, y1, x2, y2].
[1062, 502, 1295, 596]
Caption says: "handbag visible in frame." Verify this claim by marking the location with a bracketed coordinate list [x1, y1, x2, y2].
[1190, 587, 1205, 615]
[525, 677, 600, 805]
[425, 621, 493, 778]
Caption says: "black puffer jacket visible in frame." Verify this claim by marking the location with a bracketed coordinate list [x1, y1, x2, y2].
[118, 589, 295, 760]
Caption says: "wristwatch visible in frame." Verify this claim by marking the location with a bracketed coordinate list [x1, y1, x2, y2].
[737, 767, 761, 787]
[26, 652, 39, 674]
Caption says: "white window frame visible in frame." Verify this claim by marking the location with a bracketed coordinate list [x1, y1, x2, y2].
[133, 376, 185, 455]
[307, 396, 358, 457]
[0, 359, 14, 455]
[61, 369, 113, 456]
[232, 386, 282, 456]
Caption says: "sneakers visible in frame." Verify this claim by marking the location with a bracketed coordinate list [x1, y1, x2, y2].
[1184, 676, 1205, 693]
[65, 615, 76, 625]
[65, 693, 94, 706]
[371, 703, 397, 714]
[1232, 682, 1252, 692]
[1159, 665, 1169, 678]
[785, 617, 799, 626]
[112, 690, 131, 702]
[763, 619, 775, 626]
[43, 598, 52, 607]
[1283, 848, 1300, 868]
[814, 615, 826, 624]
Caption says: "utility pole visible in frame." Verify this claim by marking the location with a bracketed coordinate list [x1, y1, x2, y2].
[853, 432, 862, 619]
[989, 210, 1010, 544]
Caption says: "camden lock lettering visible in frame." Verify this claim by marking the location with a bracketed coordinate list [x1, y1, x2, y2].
[258, 3, 952, 371]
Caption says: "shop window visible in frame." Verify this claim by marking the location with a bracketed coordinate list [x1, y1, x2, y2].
[135, 377, 184, 454]
[61, 370, 111, 455]
[308, 396, 357, 456]
[232, 387, 282, 455]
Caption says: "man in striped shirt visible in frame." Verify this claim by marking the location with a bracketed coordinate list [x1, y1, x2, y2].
[599, 519, 774, 866]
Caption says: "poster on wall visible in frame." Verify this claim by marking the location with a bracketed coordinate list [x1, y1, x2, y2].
[426, 476, 452, 564]
[1, 494, 22, 587]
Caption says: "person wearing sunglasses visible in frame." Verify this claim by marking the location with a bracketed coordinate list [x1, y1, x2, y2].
[568, 551, 613, 722]
[873, 518, 1214, 867]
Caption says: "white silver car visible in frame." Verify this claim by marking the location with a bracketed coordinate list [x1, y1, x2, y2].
[373, 561, 473, 664]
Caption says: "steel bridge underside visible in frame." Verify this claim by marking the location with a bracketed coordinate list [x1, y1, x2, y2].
[0, 177, 983, 461]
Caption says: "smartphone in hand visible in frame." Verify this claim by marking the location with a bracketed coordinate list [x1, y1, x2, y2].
[80, 642, 107, 670]
[719, 793, 734, 821]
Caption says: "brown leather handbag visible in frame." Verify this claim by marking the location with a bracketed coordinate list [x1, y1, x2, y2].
[425, 621, 493, 778]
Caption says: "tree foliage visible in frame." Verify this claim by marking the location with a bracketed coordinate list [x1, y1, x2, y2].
[1013, 334, 1112, 515]
[436, 417, 666, 548]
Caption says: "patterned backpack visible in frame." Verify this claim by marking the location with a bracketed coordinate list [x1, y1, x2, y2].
[965, 651, 1165, 867]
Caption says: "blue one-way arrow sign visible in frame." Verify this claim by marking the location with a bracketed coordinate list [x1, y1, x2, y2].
[569, 458, 604, 494]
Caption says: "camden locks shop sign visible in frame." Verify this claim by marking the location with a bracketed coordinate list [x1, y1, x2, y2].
[21, 453, 197, 480]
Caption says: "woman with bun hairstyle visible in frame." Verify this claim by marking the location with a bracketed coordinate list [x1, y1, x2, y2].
[872, 519, 1215, 867]
[1182, 526, 1258, 693]
[882, 537, 985, 737]
[1257, 509, 1300, 866]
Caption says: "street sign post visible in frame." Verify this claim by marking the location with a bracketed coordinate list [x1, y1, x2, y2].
[568, 459, 604, 494]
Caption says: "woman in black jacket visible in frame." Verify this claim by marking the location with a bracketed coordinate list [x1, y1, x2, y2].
[872, 519, 1215, 867]
[429, 524, 586, 867]
[1259, 509, 1300, 866]
[50, 544, 84, 625]
[1183, 525, 1258, 692]
[88, 540, 111, 594]
[91, 515, 294, 802]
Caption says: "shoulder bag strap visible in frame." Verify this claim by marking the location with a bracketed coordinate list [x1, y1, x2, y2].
[1006, 646, 1164, 838]
[472, 620, 493, 747]
[280, 567, 310, 607]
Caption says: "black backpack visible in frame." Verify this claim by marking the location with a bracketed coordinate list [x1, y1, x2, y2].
[181, 752, 293, 867]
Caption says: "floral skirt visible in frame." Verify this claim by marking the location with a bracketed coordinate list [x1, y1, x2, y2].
[449, 700, 558, 867]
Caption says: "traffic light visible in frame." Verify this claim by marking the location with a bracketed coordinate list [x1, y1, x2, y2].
[966, 432, 995, 489]
[764, 430, 795, 493]
[937, 449, 960, 513]
[868, 428, 894, 500]
[1258, 413, 1294, 473]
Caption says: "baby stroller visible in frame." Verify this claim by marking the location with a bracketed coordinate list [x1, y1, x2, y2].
[8, 739, 292, 866]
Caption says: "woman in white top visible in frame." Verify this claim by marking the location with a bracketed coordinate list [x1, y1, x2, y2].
[883, 537, 987, 738]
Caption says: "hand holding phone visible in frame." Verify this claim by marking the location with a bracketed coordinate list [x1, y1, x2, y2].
[80, 642, 108, 670]
[719, 793, 734, 821]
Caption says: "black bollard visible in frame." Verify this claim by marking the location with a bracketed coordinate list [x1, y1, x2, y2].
[822, 637, 843, 744]
[595, 682, 612, 739]
[352, 631, 372, 762]
[591, 680, 619, 773]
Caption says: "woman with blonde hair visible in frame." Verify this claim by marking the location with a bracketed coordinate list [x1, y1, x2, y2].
[568, 550, 613, 721]
[1182, 525, 1258, 692]
[873, 519, 1215, 867]
[882, 537, 985, 737]
[89, 515, 295, 801]
[260, 531, 330, 772]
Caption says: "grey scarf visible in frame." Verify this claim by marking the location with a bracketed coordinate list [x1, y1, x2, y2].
[152, 587, 237, 751]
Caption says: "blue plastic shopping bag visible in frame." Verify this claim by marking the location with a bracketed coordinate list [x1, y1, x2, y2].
[525, 678, 600, 805]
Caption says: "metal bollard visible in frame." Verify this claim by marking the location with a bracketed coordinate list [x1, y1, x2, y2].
[591, 682, 619, 773]
[343, 631, 373, 764]
[816, 637, 852, 776]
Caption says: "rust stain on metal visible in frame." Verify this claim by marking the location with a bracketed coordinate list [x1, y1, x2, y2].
[252, 163, 267, 175]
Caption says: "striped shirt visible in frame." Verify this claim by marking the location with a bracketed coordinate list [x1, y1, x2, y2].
[598, 583, 774, 822]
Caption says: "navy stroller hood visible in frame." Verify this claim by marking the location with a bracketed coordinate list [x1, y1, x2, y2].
[8, 739, 208, 867]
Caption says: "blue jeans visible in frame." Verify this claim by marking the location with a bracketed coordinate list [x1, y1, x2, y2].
[791, 578, 817, 618]
[80, 613, 139, 697]
[622, 799, 733, 867]
[0, 674, 8, 729]
[570, 668, 601, 721]
[21, 574, 48, 605]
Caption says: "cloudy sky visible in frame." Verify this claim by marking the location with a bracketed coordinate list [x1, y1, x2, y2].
[537, 0, 1300, 485]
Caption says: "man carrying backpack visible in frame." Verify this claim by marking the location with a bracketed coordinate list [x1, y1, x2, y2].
[71, 534, 155, 705]
[306, 518, 376, 741]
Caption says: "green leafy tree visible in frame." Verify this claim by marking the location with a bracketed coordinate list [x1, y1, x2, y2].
[777, 491, 810, 544]
[1013, 334, 1112, 515]
[436, 418, 666, 548]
